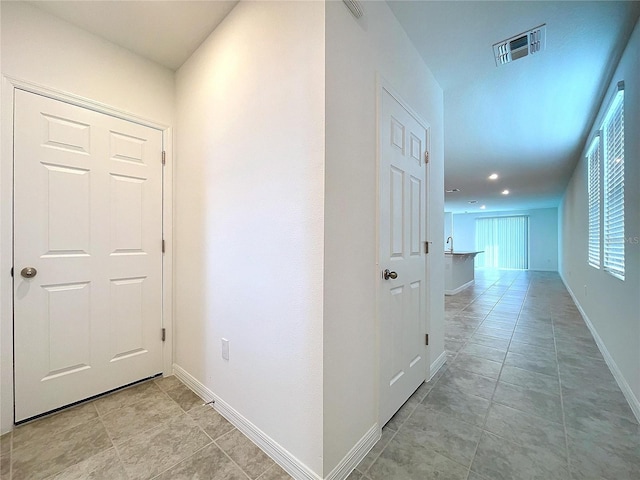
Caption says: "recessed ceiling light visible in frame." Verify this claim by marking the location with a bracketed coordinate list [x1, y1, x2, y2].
[489, 173, 499, 180]
[502, 189, 510, 195]
[468, 200, 478, 204]
[480, 205, 486, 209]
[445, 188, 460, 193]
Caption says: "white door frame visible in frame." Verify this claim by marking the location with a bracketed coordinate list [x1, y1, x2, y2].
[0, 76, 174, 433]
[375, 77, 432, 427]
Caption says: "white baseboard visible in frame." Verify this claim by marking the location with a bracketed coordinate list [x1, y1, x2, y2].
[324, 424, 380, 480]
[429, 350, 447, 381]
[559, 275, 640, 423]
[445, 279, 474, 296]
[172, 364, 321, 480]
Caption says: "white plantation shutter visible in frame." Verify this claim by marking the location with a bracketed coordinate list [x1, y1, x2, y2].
[587, 136, 601, 268]
[603, 89, 625, 279]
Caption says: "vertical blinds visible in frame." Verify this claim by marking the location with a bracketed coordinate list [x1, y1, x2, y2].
[587, 136, 600, 268]
[603, 90, 625, 279]
[475, 216, 529, 270]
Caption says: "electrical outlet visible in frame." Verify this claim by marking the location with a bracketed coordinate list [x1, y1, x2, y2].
[221, 338, 229, 361]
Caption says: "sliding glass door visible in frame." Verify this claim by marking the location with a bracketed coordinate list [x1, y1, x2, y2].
[475, 216, 529, 269]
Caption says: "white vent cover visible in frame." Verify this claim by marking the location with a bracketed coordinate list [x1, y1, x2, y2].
[343, 0, 363, 18]
[493, 24, 546, 66]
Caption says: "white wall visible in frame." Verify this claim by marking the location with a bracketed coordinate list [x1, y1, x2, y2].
[452, 207, 559, 271]
[0, 1, 175, 434]
[559, 19, 640, 415]
[174, 1, 325, 475]
[324, 1, 444, 474]
[444, 211, 453, 247]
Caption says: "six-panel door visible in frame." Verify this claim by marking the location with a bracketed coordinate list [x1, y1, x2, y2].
[13, 90, 163, 421]
[379, 88, 429, 427]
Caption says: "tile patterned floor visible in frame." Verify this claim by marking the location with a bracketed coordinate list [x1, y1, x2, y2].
[0, 376, 292, 480]
[2, 270, 638, 480]
[350, 270, 640, 480]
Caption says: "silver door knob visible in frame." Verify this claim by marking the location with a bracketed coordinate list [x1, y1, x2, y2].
[21, 267, 37, 278]
[383, 269, 398, 280]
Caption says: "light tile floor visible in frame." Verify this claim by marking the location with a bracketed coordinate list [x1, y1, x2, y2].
[2, 270, 639, 480]
[0, 375, 292, 480]
[350, 270, 640, 480]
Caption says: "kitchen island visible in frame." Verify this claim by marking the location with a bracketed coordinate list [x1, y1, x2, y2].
[444, 251, 482, 295]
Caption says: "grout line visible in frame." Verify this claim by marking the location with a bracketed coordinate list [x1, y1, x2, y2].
[148, 442, 214, 480]
[358, 427, 398, 476]
[551, 294, 574, 477]
[103, 415, 133, 480]
[464, 270, 531, 476]
[213, 435, 254, 480]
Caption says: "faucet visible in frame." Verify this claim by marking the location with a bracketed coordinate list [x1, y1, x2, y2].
[446, 236, 453, 253]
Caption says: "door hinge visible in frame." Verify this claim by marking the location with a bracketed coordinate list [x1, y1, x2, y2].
[162, 239, 165, 253]
[424, 242, 429, 254]
[425, 334, 429, 346]
[10, 267, 13, 277]
[162, 328, 166, 342]
[162, 151, 166, 165]
[425, 151, 430, 164]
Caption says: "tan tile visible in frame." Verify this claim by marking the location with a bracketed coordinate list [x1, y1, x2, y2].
[45, 448, 127, 480]
[258, 463, 293, 480]
[471, 431, 569, 480]
[165, 383, 203, 412]
[216, 428, 275, 479]
[1, 452, 10, 480]
[355, 428, 394, 473]
[13, 402, 98, 450]
[101, 394, 183, 444]
[156, 443, 246, 479]
[187, 405, 235, 440]
[93, 381, 165, 416]
[116, 414, 211, 480]
[0, 432, 10, 456]
[368, 434, 468, 480]
[154, 375, 183, 392]
[399, 404, 482, 466]
[11, 419, 112, 480]
[345, 469, 363, 480]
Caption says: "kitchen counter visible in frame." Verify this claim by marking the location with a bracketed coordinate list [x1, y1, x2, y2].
[444, 251, 483, 295]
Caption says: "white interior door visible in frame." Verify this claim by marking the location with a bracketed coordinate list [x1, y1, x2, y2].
[13, 90, 163, 422]
[379, 87, 429, 427]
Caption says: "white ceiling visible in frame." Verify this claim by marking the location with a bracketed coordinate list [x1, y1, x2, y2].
[25, 1, 640, 213]
[388, 0, 640, 212]
[27, 0, 238, 70]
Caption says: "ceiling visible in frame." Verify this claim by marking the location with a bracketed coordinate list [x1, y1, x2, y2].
[27, 1, 238, 70]
[388, 0, 640, 212]
[26, 1, 640, 213]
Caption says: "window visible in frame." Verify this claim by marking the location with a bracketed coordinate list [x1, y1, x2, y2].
[603, 87, 625, 279]
[587, 136, 600, 268]
[587, 83, 625, 279]
[475, 216, 529, 269]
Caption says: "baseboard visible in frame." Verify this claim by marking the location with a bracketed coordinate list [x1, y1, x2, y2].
[559, 275, 640, 423]
[429, 350, 447, 381]
[171, 364, 215, 404]
[172, 364, 321, 480]
[445, 279, 474, 296]
[324, 424, 380, 480]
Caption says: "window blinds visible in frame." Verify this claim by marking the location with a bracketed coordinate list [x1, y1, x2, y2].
[475, 216, 529, 270]
[587, 136, 601, 268]
[603, 90, 625, 279]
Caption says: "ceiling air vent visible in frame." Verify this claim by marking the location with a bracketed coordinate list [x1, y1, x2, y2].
[493, 24, 546, 66]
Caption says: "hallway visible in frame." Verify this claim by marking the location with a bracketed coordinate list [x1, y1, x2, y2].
[351, 270, 640, 479]
[1, 271, 639, 479]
